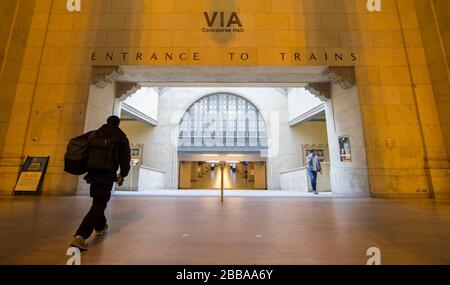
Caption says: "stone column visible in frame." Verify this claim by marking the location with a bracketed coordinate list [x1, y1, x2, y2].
[308, 67, 370, 197]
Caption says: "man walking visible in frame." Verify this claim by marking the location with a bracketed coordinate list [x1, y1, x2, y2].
[307, 149, 322, 195]
[70, 116, 131, 250]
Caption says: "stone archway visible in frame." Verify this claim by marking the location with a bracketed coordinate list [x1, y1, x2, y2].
[84, 65, 370, 196]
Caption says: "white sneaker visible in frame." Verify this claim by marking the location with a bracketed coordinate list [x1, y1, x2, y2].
[94, 224, 109, 236]
[70, 235, 88, 250]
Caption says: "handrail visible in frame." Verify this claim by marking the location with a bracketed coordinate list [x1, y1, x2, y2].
[280, 162, 331, 174]
[138, 165, 166, 174]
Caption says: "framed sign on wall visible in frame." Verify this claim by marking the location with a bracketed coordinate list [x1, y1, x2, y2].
[130, 144, 144, 166]
[339, 136, 352, 162]
[13, 156, 50, 195]
[302, 144, 329, 166]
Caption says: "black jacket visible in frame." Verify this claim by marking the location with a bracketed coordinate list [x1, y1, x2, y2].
[84, 124, 131, 184]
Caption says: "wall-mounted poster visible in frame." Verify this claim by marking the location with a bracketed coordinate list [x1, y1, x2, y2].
[14, 156, 50, 194]
[130, 143, 143, 166]
[339, 136, 352, 162]
[302, 144, 329, 166]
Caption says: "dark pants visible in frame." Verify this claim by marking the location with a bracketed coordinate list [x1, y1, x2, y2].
[308, 169, 318, 192]
[75, 182, 113, 239]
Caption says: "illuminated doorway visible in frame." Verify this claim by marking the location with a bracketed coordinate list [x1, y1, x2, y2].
[178, 161, 267, 190]
[177, 92, 268, 190]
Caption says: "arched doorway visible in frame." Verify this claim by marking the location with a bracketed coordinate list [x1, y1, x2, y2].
[177, 93, 268, 190]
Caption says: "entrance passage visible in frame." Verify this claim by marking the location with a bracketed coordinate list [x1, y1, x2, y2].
[177, 92, 269, 190]
[110, 66, 369, 196]
[179, 161, 267, 190]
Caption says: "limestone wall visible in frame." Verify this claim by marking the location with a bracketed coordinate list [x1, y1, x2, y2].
[280, 163, 331, 192]
[0, 0, 40, 194]
[120, 87, 329, 190]
[326, 84, 370, 197]
[115, 165, 166, 191]
[0, 0, 448, 198]
[288, 88, 324, 125]
[414, 0, 450, 197]
[122, 87, 159, 123]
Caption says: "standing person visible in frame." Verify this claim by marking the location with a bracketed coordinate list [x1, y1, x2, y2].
[307, 149, 322, 195]
[70, 116, 131, 250]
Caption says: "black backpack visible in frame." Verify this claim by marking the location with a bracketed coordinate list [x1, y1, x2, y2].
[86, 129, 118, 171]
[64, 129, 118, 175]
[64, 131, 95, 175]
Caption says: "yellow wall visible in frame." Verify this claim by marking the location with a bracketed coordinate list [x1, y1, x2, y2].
[0, 0, 18, 156]
[0, 0, 16, 68]
[0, 0, 449, 198]
[414, 0, 450, 165]
[0, 0, 38, 193]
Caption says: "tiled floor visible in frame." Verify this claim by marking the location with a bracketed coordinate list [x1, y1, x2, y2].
[0, 196, 450, 265]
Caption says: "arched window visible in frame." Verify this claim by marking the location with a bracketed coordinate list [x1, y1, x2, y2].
[178, 93, 268, 152]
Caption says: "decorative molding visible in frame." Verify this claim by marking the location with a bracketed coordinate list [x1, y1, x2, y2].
[322, 67, 356, 89]
[92, 66, 124, 89]
[424, 157, 450, 169]
[121, 102, 158, 126]
[305, 83, 331, 102]
[289, 103, 325, 127]
[116, 82, 141, 102]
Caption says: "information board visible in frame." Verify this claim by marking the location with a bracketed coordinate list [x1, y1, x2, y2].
[14, 156, 49, 194]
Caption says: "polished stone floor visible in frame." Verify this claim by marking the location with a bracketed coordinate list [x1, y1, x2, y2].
[0, 196, 449, 265]
[113, 190, 334, 197]
[189, 165, 257, 190]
